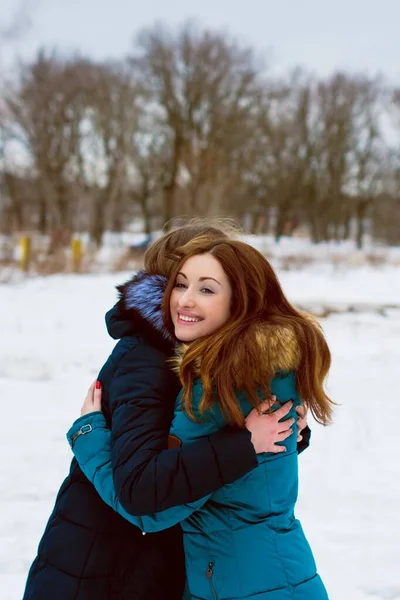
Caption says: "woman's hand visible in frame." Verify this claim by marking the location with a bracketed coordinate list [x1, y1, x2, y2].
[245, 397, 309, 454]
[245, 397, 295, 454]
[81, 380, 102, 416]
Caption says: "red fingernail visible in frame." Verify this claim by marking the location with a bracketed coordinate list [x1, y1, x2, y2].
[95, 380, 101, 389]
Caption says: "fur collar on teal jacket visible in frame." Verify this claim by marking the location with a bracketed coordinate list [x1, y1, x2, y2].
[68, 325, 327, 600]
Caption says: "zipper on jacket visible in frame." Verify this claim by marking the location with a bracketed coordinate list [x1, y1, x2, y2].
[205, 561, 218, 599]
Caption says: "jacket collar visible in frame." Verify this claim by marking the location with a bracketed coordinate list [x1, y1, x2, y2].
[106, 271, 175, 348]
[172, 323, 301, 377]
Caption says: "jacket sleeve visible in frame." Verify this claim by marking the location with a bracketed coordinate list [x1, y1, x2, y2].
[297, 425, 311, 454]
[108, 342, 259, 516]
[67, 412, 209, 532]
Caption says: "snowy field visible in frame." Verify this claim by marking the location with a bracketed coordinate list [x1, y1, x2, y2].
[1, 263, 400, 600]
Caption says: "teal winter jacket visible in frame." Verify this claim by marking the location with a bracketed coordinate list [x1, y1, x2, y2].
[68, 332, 328, 600]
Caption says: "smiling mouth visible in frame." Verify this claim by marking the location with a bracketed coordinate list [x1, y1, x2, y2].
[178, 313, 202, 324]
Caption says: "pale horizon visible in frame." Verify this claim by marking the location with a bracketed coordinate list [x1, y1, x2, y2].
[1, 0, 400, 82]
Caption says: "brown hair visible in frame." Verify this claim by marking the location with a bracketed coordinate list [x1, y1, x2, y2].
[163, 234, 334, 427]
[143, 218, 240, 277]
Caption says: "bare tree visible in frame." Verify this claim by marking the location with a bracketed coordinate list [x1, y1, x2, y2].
[129, 129, 169, 233]
[248, 71, 315, 240]
[78, 61, 140, 245]
[311, 73, 357, 241]
[348, 77, 385, 248]
[130, 22, 262, 225]
[0, 0, 36, 232]
[4, 51, 89, 236]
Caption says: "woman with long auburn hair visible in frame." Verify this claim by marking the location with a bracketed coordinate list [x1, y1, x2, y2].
[67, 233, 332, 599]
[163, 234, 333, 428]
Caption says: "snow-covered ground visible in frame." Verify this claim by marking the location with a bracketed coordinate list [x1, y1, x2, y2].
[1, 265, 399, 600]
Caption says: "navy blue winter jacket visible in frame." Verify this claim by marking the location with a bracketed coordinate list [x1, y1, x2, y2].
[23, 271, 281, 600]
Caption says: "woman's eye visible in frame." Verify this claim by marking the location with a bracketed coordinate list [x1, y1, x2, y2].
[175, 282, 187, 289]
[201, 287, 214, 294]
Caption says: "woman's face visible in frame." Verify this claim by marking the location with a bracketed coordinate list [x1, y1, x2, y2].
[170, 253, 232, 342]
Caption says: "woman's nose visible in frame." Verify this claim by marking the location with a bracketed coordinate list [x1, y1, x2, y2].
[178, 289, 195, 307]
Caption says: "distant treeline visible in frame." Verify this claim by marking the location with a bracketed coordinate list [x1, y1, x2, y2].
[1, 21, 400, 247]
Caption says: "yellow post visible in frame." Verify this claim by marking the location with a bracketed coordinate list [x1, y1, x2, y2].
[20, 236, 31, 272]
[71, 238, 83, 273]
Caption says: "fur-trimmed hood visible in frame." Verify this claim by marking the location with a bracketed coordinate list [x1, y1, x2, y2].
[105, 270, 175, 348]
[173, 322, 301, 381]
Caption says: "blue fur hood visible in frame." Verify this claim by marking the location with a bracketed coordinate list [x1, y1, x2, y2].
[105, 271, 175, 347]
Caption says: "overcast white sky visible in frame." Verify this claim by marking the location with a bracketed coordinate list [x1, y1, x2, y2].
[1, 0, 400, 81]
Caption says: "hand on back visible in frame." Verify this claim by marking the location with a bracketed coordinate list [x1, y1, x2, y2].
[245, 397, 308, 454]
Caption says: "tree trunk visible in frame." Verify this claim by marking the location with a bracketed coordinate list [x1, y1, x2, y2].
[140, 194, 152, 234]
[162, 134, 183, 228]
[249, 211, 258, 234]
[55, 180, 70, 230]
[4, 173, 23, 231]
[309, 214, 321, 244]
[91, 197, 105, 248]
[274, 205, 289, 242]
[109, 193, 124, 233]
[356, 199, 369, 250]
[38, 196, 47, 235]
[189, 184, 199, 216]
[162, 183, 175, 229]
[333, 221, 341, 243]
[342, 215, 350, 240]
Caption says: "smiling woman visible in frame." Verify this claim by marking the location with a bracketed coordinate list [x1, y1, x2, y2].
[163, 233, 333, 429]
[170, 253, 232, 342]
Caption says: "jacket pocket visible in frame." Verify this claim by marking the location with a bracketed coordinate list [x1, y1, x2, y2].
[205, 561, 218, 600]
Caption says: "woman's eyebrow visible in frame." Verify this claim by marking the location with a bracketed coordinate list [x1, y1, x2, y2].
[199, 277, 221, 286]
[177, 272, 222, 286]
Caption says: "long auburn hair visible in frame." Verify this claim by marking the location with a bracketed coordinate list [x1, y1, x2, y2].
[163, 234, 334, 427]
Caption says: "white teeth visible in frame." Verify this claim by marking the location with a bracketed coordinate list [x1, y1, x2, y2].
[179, 314, 200, 323]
